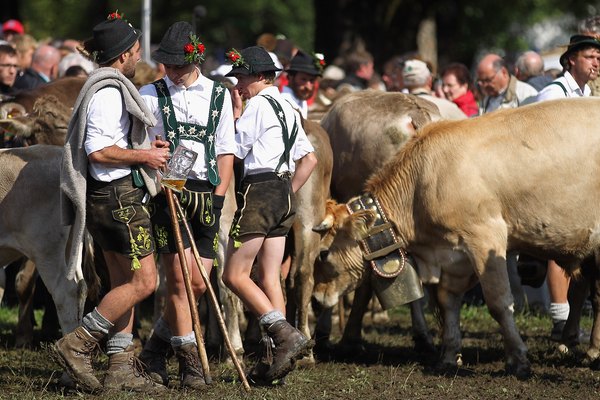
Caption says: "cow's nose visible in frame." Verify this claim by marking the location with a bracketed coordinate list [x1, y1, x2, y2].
[319, 250, 329, 262]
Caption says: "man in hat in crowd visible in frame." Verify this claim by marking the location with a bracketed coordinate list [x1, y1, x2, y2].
[137, 21, 236, 389]
[53, 12, 169, 393]
[281, 50, 324, 119]
[536, 34, 600, 342]
[222, 45, 317, 386]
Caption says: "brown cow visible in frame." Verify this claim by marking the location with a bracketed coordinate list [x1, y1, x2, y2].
[314, 98, 600, 377]
[318, 90, 441, 352]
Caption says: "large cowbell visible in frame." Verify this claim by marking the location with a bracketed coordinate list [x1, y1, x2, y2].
[369, 249, 423, 310]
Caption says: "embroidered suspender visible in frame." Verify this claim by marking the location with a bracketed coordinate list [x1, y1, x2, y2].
[260, 94, 298, 173]
[152, 79, 225, 185]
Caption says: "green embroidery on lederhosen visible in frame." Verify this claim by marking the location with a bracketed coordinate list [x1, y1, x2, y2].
[260, 94, 299, 173]
[154, 224, 169, 249]
[152, 79, 226, 185]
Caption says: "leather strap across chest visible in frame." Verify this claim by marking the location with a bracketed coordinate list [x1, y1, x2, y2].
[260, 94, 298, 173]
[152, 79, 225, 186]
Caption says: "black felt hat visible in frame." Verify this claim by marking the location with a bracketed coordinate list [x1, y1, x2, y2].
[152, 21, 205, 66]
[225, 46, 281, 77]
[287, 50, 323, 76]
[559, 34, 600, 68]
[85, 18, 141, 64]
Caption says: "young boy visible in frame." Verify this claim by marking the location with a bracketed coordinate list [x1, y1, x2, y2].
[222, 45, 317, 385]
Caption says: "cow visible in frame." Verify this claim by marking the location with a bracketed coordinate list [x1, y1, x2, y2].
[313, 97, 600, 377]
[0, 145, 87, 341]
[318, 90, 442, 352]
[285, 117, 333, 365]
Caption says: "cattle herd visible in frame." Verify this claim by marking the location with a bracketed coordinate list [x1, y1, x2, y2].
[1, 76, 600, 384]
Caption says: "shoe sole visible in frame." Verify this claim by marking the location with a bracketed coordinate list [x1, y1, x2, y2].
[49, 343, 102, 393]
[266, 339, 315, 381]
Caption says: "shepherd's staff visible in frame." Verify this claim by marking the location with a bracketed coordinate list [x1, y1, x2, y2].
[163, 185, 213, 384]
[170, 191, 251, 392]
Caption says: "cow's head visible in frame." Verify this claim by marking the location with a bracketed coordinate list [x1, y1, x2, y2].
[0, 95, 70, 146]
[311, 199, 377, 307]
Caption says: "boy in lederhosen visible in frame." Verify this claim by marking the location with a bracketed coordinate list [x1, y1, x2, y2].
[138, 21, 235, 389]
[222, 46, 317, 385]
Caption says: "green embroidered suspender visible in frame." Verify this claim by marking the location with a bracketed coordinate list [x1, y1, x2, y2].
[152, 79, 226, 185]
[260, 94, 298, 173]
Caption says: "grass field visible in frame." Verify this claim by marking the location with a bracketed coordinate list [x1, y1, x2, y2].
[0, 302, 598, 399]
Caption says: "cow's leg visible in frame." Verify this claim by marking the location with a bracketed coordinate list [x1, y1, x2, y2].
[584, 255, 600, 364]
[340, 278, 372, 346]
[563, 265, 590, 347]
[472, 245, 530, 378]
[409, 295, 435, 354]
[437, 275, 467, 368]
[15, 259, 36, 347]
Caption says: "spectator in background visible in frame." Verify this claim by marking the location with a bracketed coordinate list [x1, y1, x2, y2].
[281, 50, 324, 119]
[514, 50, 553, 91]
[57, 52, 95, 78]
[476, 53, 537, 114]
[12, 34, 37, 71]
[13, 44, 61, 90]
[402, 59, 466, 120]
[536, 34, 600, 342]
[337, 49, 374, 92]
[1, 19, 24, 42]
[64, 65, 89, 78]
[440, 62, 479, 117]
[0, 44, 19, 94]
[381, 55, 405, 92]
[578, 15, 600, 96]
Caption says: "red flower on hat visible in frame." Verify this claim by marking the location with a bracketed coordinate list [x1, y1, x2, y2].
[313, 52, 326, 74]
[107, 10, 124, 20]
[184, 33, 206, 64]
[226, 48, 247, 69]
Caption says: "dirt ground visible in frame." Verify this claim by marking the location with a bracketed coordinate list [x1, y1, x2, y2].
[1, 304, 600, 399]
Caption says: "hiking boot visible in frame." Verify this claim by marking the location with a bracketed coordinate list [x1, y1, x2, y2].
[175, 343, 207, 389]
[139, 333, 170, 386]
[103, 345, 167, 394]
[51, 326, 102, 392]
[247, 335, 274, 386]
[265, 320, 314, 382]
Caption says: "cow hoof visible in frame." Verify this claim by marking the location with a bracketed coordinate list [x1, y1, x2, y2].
[505, 362, 531, 379]
[413, 335, 436, 354]
[295, 353, 316, 368]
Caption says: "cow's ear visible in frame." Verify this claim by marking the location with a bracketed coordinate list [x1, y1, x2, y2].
[348, 209, 377, 240]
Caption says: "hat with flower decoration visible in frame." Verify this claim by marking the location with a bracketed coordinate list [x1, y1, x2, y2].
[83, 10, 142, 64]
[225, 46, 281, 77]
[152, 21, 206, 66]
[287, 50, 325, 76]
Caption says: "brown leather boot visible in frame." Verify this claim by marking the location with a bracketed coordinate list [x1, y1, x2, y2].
[138, 333, 170, 386]
[51, 326, 102, 392]
[265, 320, 314, 381]
[103, 345, 167, 394]
[175, 343, 206, 389]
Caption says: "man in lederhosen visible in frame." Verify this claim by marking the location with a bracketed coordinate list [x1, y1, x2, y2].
[55, 12, 169, 394]
[222, 45, 317, 386]
[138, 21, 235, 390]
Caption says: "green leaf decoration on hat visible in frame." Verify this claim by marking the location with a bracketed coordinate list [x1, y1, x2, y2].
[184, 33, 206, 64]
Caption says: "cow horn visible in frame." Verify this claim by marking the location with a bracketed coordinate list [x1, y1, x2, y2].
[0, 102, 27, 119]
[312, 214, 334, 232]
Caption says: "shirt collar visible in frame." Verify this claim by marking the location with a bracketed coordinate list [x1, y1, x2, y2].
[563, 71, 590, 96]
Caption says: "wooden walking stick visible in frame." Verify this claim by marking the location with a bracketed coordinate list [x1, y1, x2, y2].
[172, 194, 251, 392]
[164, 185, 213, 384]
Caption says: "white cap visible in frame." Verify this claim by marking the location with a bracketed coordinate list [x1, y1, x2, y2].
[402, 59, 431, 86]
